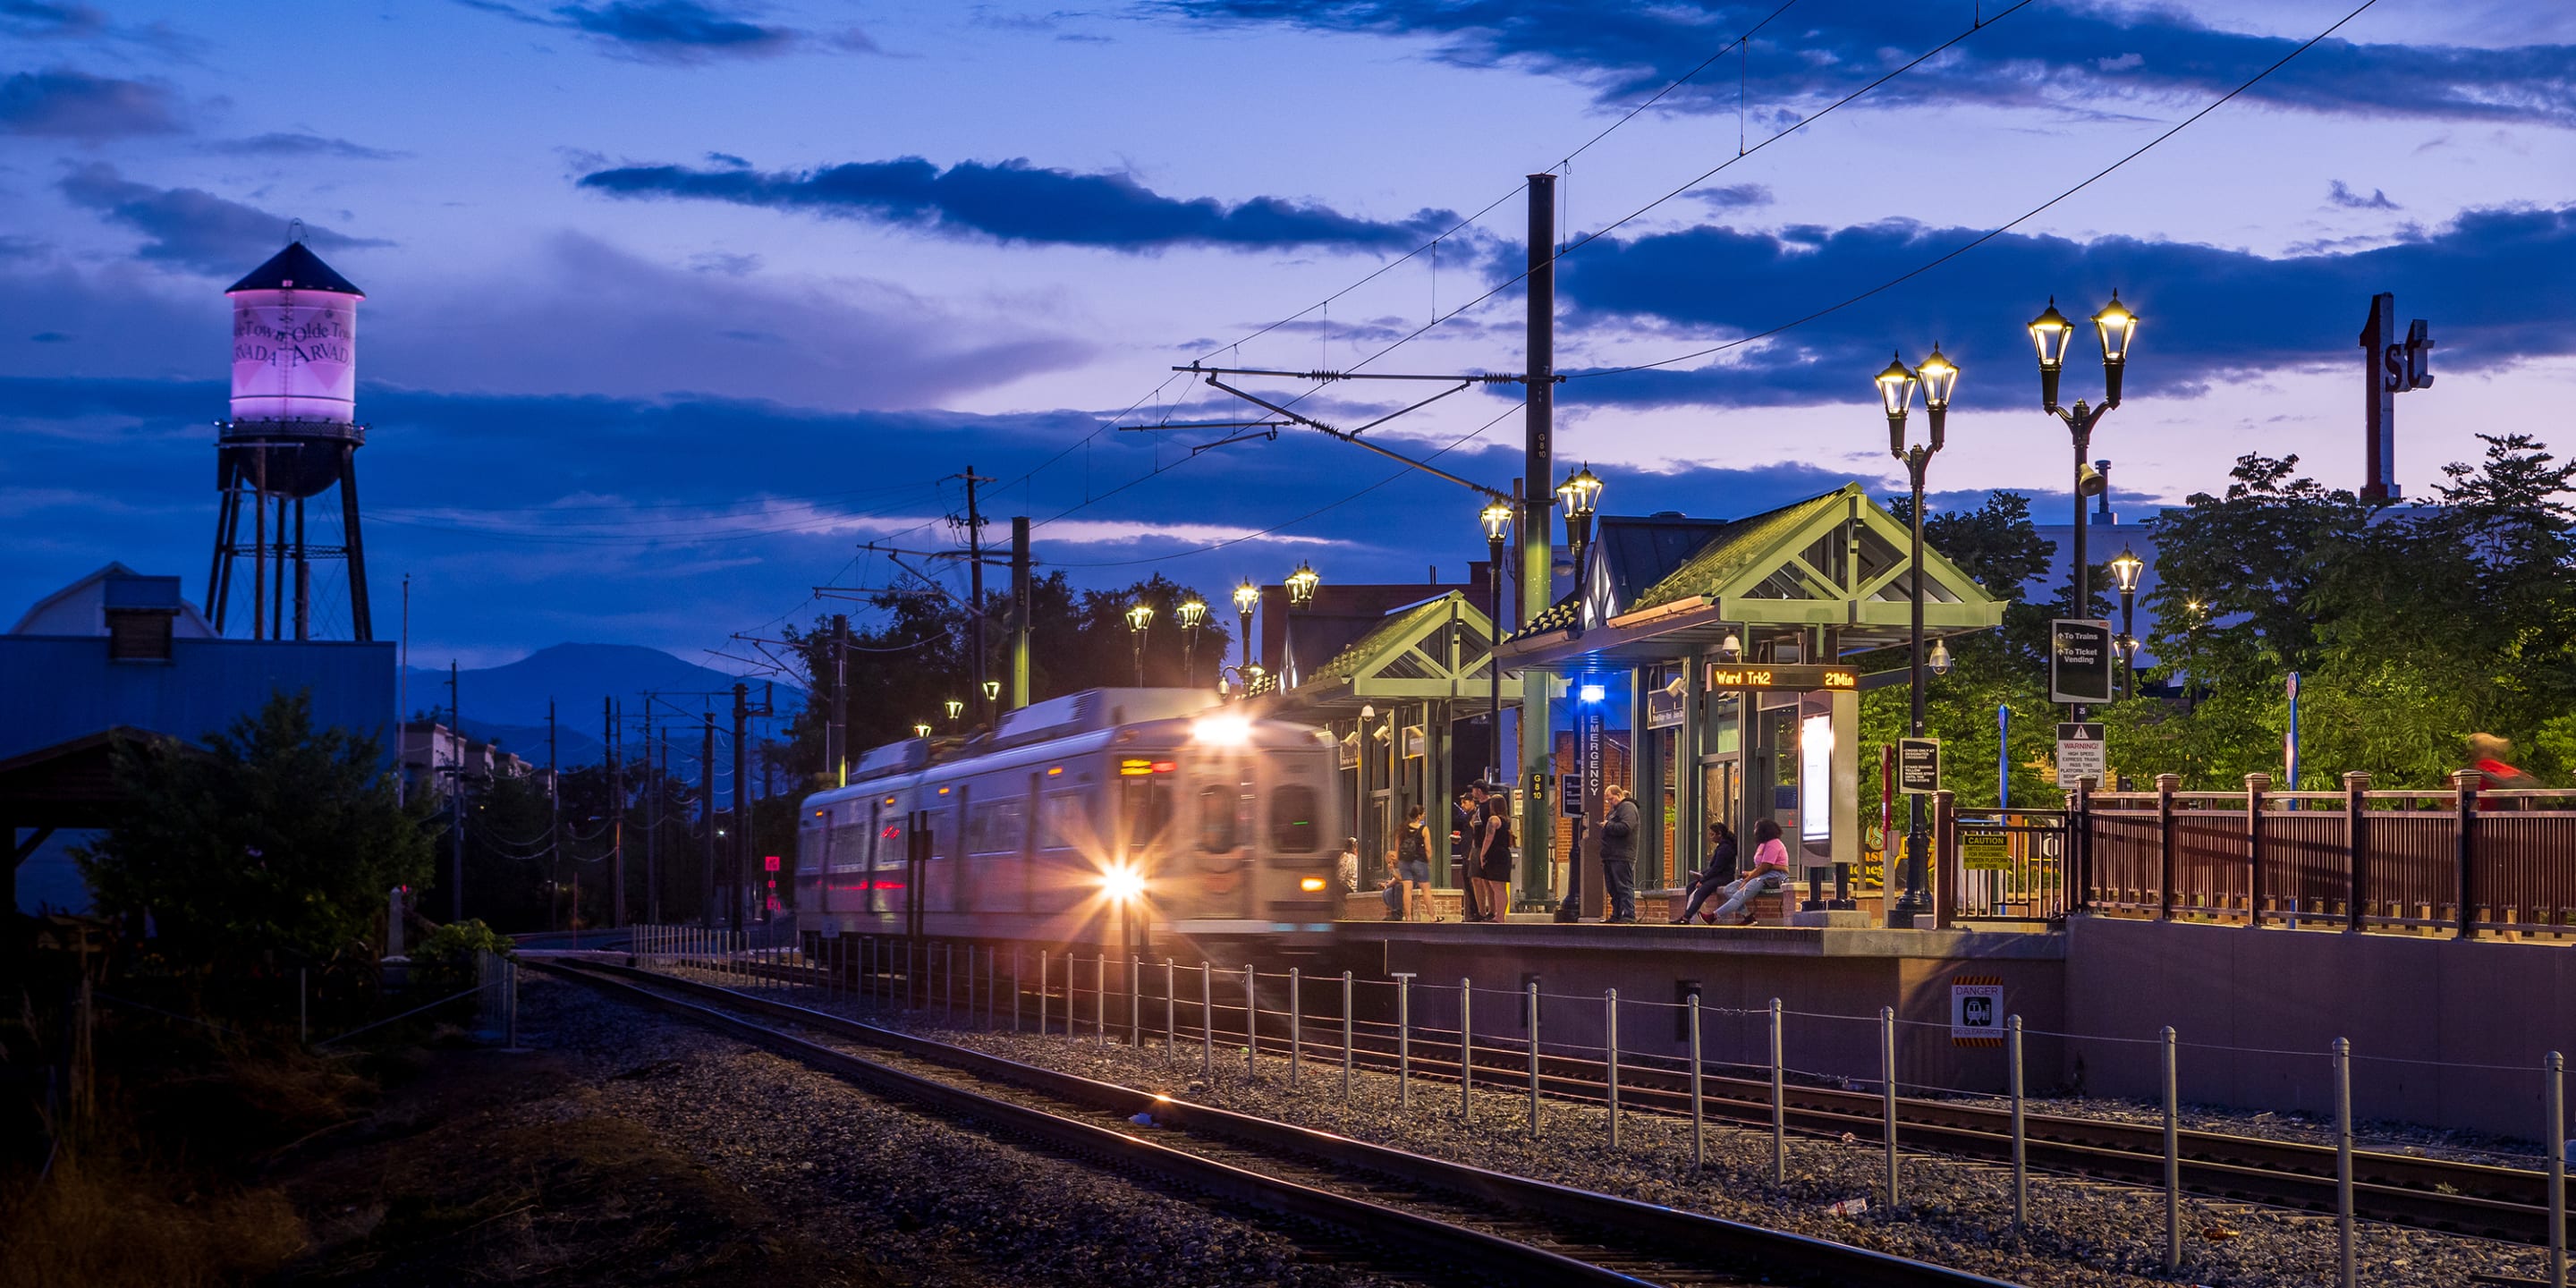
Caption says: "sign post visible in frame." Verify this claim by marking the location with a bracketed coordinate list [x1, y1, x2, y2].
[1897, 738, 1941, 796]
[2055, 722, 2106, 788]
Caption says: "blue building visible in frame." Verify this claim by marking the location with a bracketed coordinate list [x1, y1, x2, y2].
[4, 564, 396, 914]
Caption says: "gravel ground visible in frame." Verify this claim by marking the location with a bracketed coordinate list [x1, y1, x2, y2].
[660, 963, 2562, 1288]
[522, 970, 1408, 1288]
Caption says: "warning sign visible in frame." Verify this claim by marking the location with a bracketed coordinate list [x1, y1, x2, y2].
[1951, 975, 2004, 1047]
[1960, 829, 2011, 871]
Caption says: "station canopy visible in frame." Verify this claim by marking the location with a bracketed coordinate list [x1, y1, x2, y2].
[1255, 590, 1521, 716]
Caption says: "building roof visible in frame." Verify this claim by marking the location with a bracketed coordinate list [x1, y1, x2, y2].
[1587, 513, 1736, 621]
[1263, 590, 1521, 714]
[12, 562, 216, 638]
[225, 240, 364, 296]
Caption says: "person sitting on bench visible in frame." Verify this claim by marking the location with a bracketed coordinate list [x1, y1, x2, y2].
[1703, 818, 1792, 925]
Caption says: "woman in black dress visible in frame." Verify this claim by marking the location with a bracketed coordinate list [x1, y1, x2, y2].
[1474, 788, 1515, 920]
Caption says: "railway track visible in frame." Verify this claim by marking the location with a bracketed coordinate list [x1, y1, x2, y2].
[529, 956, 2018, 1288]
[680, 947, 2564, 1247]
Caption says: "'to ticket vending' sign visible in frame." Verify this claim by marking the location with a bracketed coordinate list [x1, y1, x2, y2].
[1951, 976, 2004, 1047]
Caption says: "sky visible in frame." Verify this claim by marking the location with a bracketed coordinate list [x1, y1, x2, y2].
[2, 0, 2571, 672]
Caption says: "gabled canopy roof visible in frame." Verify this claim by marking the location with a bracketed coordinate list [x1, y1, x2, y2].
[1502, 483, 2007, 667]
[1262, 591, 1521, 715]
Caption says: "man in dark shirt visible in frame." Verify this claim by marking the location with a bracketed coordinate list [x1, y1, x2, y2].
[1597, 784, 1640, 923]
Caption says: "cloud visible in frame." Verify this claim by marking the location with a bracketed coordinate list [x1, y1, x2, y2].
[1169, 2, 2576, 127]
[461, 0, 802, 64]
[1688, 182, 1772, 211]
[0, 68, 182, 140]
[2326, 180, 2400, 210]
[55, 164, 391, 275]
[1547, 202, 2576, 408]
[578, 155, 1464, 252]
[0, 1, 106, 38]
[205, 131, 407, 161]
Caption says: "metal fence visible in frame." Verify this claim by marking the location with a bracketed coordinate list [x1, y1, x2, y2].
[2074, 773, 2576, 938]
[1936, 801, 2071, 926]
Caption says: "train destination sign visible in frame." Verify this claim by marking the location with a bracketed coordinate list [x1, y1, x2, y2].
[1704, 663, 1860, 691]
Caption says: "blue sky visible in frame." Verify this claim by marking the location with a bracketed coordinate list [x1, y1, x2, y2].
[2, 0, 2571, 669]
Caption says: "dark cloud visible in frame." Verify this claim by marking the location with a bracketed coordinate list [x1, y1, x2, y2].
[1689, 182, 1771, 210]
[1170, 2, 2576, 127]
[1550, 203, 2576, 408]
[0, 68, 182, 140]
[55, 164, 391, 275]
[2326, 180, 2400, 210]
[0, 1, 106, 38]
[578, 156, 1463, 252]
[206, 131, 407, 161]
[460, 0, 800, 64]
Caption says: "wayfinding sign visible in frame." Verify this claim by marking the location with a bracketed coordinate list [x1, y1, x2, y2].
[1897, 738, 1941, 795]
[2055, 721, 2106, 786]
[2048, 619, 2116, 705]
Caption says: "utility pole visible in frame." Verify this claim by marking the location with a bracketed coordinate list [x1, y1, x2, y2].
[448, 661, 463, 922]
[1011, 516, 1032, 709]
[646, 702, 660, 925]
[959, 466, 996, 724]
[547, 699, 560, 931]
[607, 696, 624, 929]
[699, 710, 716, 930]
[732, 682, 750, 934]
[828, 615, 850, 786]
[1518, 172, 1558, 907]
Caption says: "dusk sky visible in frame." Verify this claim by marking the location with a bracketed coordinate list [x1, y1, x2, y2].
[4, 0, 2572, 671]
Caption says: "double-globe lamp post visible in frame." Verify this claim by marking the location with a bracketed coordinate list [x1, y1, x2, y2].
[1176, 596, 1208, 688]
[1555, 464, 1604, 576]
[2108, 546, 2145, 699]
[1233, 580, 1260, 698]
[1876, 344, 1958, 922]
[1125, 601, 1154, 687]
[1479, 500, 1513, 782]
[2029, 293, 2140, 721]
[1284, 562, 1320, 689]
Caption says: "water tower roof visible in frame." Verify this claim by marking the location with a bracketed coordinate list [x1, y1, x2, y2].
[226, 241, 363, 297]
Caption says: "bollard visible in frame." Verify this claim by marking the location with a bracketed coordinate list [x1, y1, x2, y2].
[1341, 971, 1354, 1104]
[1688, 995, 1705, 1169]
[1460, 978, 1473, 1123]
[1131, 956, 1142, 1046]
[1289, 968, 1302, 1085]
[1097, 954, 1108, 1045]
[2010, 1014, 2028, 1235]
[2547, 1051, 2566, 1288]
[1769, 997, 1786, 1186]
[1528, 982, 1543, 1139]
[1165, 959, 1176, 1059]
[1039, 951, 1050, 1035]
[1606, 988, 1621, 1148]
[1201, 962, 1215, 1080]
[1244, 964, 1258, 1080]
[2335, 1037, 2354, 1288]
[1881, 1005, 1899, 1208]
[1394, 974, 1415, 1111]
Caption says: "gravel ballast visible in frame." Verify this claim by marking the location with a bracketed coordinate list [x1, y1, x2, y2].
[651, 961, 2562, 1288]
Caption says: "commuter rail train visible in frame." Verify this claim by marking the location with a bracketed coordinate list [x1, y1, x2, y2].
[793, 689, 1346, 961]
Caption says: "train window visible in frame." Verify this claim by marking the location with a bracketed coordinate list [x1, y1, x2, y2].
[1040, 792, 1089, 851]
[1119, 778, 1174, 847]
[1196, 785, 1238, 852]
[1269, 784, 1321, 852]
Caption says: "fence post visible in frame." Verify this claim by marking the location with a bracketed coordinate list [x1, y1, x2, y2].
[1038, 950, 1049, 1035]
[2072, 775, 2094, 919]
[2163, 1025, 2180, 1273]
[1201, 962, 1214, 1079]
[2335, 1036, 2355, 1288]
[1769, 996, 1786, 1186]
[1688, 995, 1705, 1169]
[1606, 988, 1621, 1148]
[1394, 973, 1414, 1109]
[2344, 771, 2371, 932]
[945, 944, 956, 1023]
[1341, 971, 1354, 1103]
[1097, 954, 1108, 1045]
[2546, 1050, 2566, 1288]
[1880, 1005, 1899, 1208]
[2157, 773, 2179, 920]
[1460, 978, 1473, 1123]
[1131, 956, 1141, 1046]
[1289, 967, 1301, 1085]
[2454, 768, 2482, 939]
[2009, 1014, 2027, 1235]
[2245, 774, 2271, 927]
[1244, 964, 1258, 1080]
[1528, 982, 1542, 1140]
[1013, 948, 1022, 1031]
[1165, 959, 1175, 1060]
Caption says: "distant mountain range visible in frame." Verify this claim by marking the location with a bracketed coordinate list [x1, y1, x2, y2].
[403, 643, 805, 765]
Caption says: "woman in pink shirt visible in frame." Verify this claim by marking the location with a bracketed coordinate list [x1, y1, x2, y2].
[1703, 818, 1792, 925]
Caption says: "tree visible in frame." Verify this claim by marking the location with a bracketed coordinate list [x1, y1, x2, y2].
[78, 691, 433, 976]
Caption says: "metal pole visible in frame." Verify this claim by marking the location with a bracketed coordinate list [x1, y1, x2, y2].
[2549, 1050, 2566, 1288]
[1769, 997, 1786, 1185]
[1013, 948, 1021, 1031]
[1131, 955, 1141, 1046]
[1528, 982, 1542, 1139]
[1245, 964, 1258, 1080]
[1202, 962, 1214, 1079]
[1038, 950, 1048, 1035]
[1096, 954, 1107, 1045]
[1688, 995, 1705, 1168]
[1606, 988, 1621, 1148]
[1165, 959, 1175, 1059]
[1289, 967, 1302, 1085]
[1460, 978, 1474, 1123]
[2335, 1037, 2355, 1288]
[2010, 1014, 2028, 1235]
[1395, 973, 1414, 1110]
[1342, 971, 1355, 1104]
[945, 944, 954, 1024]
[1881, 1005, 1899, 1208]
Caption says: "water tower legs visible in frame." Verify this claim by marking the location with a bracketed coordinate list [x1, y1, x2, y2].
[338, 444, 372, 641]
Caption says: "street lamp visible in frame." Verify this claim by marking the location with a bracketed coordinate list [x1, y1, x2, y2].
[981, 679, 1000, 703]
[912, 722, 932, 738]
[2108, 545, 2147, 699]
[1878, 343, 1956, 921]
[1555, 463, 1604, 580]
[1284, 562, 1319, 688]
[1479, 499, 1513, 782]
[1175, 596, 1208, 688]
[944, 698, 963, 722]
[1232, 580, 1260, 699]
[1125, 601, 1155, 686]
[2029, 292, 2140, 720]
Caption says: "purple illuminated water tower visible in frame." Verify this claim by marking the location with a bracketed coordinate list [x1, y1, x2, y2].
[207, 233, 374, 640]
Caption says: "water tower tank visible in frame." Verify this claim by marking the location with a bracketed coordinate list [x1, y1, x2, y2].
[221, 240, 363, 499]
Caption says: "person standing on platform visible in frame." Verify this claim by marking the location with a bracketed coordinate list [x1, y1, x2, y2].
[1453, 788, 1486, 921]
[1475, 784, 1515, 921]
[1597, 784, 1640, 923]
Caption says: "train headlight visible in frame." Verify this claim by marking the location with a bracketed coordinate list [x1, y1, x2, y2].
[1300, 877, 1327, 893]
[1102, 864, 1145, 903]
[1191, 714, 1253, 746]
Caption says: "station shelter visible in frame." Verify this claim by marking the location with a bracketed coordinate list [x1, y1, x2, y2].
[1495, 484, 2006, 916]
[1244, 590, 1521, 890]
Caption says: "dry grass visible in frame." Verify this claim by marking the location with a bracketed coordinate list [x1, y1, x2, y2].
[0, 1157, 309, 1288]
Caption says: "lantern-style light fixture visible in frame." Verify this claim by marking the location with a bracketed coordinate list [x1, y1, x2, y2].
[1876, 351, 1919, 453]
[981, 679, 1000, 701]
[2093, 292, 2138, 405]
[2029, 297, 2074, 411]
[1125, 601, 1155, 634]
[1284, 562, 1320, 608]
[1174, 597, 1207, 631]
[1479, 499, 1513, 543]
[1917, 344, 1959, 453]
[1233, 580, 1260, 614]
[1555, 463, 1604, 522]
[912, 722, 932, 738]
[943, 698, 963, 720]
[2108, 545, 2147, 594]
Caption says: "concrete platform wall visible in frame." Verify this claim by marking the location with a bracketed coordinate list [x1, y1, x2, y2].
[2062, 917, 2574, 1138]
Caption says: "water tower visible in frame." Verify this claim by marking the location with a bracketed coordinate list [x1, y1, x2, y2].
[207, 233, 373, 640]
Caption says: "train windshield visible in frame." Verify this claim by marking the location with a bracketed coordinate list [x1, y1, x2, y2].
[1119, 776, 1174, 850]
[1269, 784, 1321, 852]
[1196, 784, 1239, 852]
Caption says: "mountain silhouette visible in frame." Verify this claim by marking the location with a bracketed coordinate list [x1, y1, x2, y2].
[404, 642, 804, 765]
